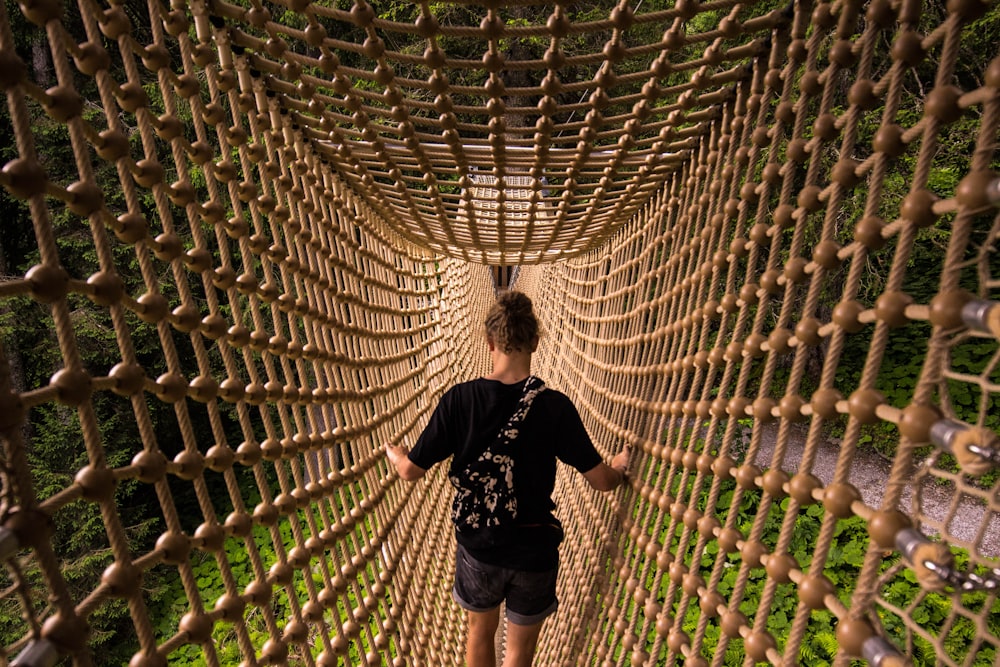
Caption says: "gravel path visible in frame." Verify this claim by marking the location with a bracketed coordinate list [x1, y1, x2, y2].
[749, 422, 1000, 558]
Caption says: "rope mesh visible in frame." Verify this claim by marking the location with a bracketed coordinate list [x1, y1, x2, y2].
[0, 0, 998, 664]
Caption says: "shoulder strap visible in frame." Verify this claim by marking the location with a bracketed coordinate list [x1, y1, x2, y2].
[448, 376, 547, 532]
[497, 375, 546, 441]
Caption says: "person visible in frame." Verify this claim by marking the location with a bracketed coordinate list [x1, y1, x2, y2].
[385, 290, 630, 667]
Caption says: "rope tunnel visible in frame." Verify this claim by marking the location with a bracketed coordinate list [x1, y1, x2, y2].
[0, 0, 999, 664]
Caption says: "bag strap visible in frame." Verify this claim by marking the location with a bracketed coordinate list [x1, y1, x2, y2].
[496, 376, 545, 443]
[449, 377, 547, 531]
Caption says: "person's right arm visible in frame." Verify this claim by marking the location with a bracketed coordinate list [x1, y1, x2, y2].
[392, 386, 456, 479]
[386, 443, 427, 481]
[582, 449, 630, 492]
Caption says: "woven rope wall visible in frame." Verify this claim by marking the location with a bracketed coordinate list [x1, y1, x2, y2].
[0, 0, 999, 665]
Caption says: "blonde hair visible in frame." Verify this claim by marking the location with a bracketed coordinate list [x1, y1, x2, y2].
[484, 291, 539, 353]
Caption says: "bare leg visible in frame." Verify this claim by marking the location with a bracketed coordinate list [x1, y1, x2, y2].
[466, 608, 501, 667]
[500, 619, 544, 667]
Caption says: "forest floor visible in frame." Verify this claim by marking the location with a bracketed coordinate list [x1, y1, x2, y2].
[750, 422, 1000, 558]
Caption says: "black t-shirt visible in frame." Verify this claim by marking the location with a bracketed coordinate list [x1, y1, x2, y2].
[408, 377, 603, 570]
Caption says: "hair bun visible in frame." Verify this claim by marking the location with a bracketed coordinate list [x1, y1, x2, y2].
[498, 291, 531, 311]
[485, 291, 538, 354]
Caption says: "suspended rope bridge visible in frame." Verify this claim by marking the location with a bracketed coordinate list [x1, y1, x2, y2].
[0, 0, 999, 664]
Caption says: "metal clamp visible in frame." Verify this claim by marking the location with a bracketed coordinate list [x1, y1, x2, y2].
[921, 559, 1000, 593]
[965, 442, 1000, 465]
[896, 527, 1000, 592]
[929, 419, 1000, 477]
[10, 639, 58, 667]
[0, 526, 20, 561]
[962, 298, 1000, 337]
[863, 635, 911, 667]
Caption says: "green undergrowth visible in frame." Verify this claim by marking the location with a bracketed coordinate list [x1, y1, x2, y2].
[151, 510, 394, 666]
[599, 475, 999, 666]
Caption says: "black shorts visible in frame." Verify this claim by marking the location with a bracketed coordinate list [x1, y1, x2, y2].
[452, 543, 559, 625]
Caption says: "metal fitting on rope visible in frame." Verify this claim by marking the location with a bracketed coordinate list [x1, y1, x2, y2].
[896, 527, 1000, 592]
[989, 177, 1000, 207]
[895, 528, 953, 592]
[10, 639, 58, 667]
[957, 172, 1000, 211]
[0, 526, 19, 561]
[921, 559, 1000, 592]
[862, 635, 911, 667]
[929, 418, 1000, 476]
[961, 297, 1000, 338]
[976, 174, 1000, 208]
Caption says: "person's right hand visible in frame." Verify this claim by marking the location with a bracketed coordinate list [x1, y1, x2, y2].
[610, 447, 630, 472]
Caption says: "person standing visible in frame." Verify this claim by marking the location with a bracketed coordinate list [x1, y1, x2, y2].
[386, 290, 630, 667]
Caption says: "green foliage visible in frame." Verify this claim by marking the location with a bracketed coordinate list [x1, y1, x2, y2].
[835, 319, 1000, 485]
[150, 513, 390, 666]
[878, 549, 1000, 666]
[643, 471, 999, 666]
[660, 477, 875, 666]
[151, 531, 283, 666]
[0, 2, 250, 660]
[0, 73, 171, 660]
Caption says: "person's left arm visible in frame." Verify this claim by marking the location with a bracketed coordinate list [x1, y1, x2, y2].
[553, 393, 631, 490]
[581, 449, 630, 491]
[386, 443, 427, 481]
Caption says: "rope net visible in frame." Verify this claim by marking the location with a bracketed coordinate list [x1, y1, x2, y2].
[0, 0, 998, 664]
